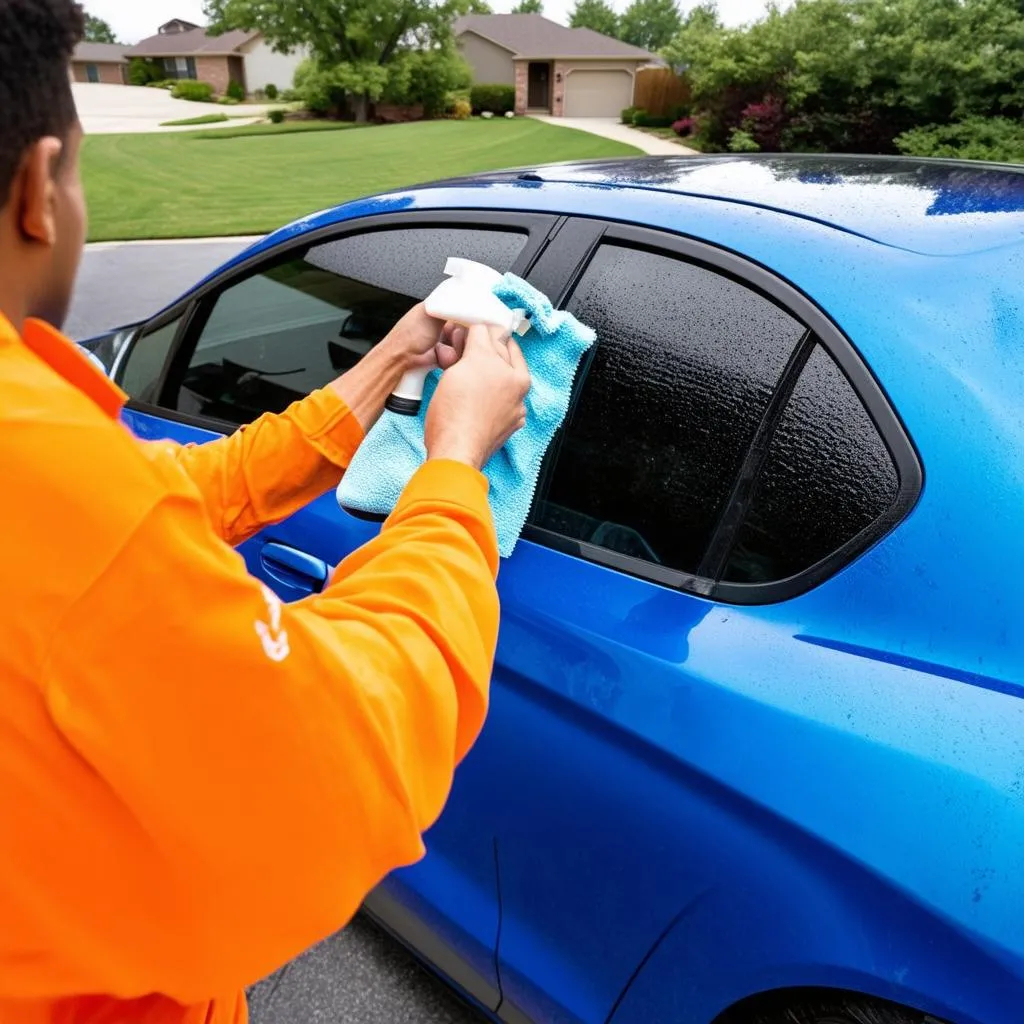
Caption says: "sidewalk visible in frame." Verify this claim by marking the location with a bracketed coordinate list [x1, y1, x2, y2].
[531, 115, 698, 156]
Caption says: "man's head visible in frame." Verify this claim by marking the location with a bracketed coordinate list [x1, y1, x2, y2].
[0, 0, 86, 329]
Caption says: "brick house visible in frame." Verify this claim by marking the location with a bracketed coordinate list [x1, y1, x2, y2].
[70, 41, 128, 84]
[126, 19, 306, 97]
[455, 14, 654, 118]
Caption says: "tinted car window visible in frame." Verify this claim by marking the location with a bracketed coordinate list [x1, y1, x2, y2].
[118, 316, 182, 404]
[724, 344, 899, 583]
[172, 227, 527, 426]
[533, 244, 806, 575]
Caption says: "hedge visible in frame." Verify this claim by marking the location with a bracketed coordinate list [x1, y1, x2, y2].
[471, 84, 515, 115]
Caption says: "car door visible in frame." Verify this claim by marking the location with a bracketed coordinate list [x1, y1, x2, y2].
[462, 220, 918, 1024]
[110, 209, 557, 1012]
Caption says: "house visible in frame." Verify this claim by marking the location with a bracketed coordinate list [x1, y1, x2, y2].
[454, 14, 654, 118]
[126, 19, 306, 96]
[70, 41, 128, 84]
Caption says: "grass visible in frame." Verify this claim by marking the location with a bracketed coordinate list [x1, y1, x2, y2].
[159, 113, 231, 127]
[82, 118, 641, 241]
[191, 119, 359, 140]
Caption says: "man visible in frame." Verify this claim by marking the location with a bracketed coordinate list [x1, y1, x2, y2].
[0, 1, 531, 1021]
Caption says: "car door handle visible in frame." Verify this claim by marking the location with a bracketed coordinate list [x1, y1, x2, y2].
[260, 542, 328, 594]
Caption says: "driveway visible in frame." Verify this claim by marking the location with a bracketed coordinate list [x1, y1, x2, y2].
[74, 83, 274, 134]
[67, 237, 485, 1024]
[531, 114, 697, 156]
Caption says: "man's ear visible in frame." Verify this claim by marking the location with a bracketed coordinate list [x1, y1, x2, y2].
[17, 137, 64, 246]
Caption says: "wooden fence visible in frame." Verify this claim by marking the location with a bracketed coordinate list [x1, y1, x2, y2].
[633, 68, 691, 117]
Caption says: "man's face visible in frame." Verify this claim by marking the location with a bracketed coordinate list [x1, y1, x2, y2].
[34, 122, 87, 328]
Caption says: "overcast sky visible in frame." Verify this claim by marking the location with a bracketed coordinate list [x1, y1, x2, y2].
[86, 0, 774, 44]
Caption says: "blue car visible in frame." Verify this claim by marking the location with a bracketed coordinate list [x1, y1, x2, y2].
[81, 155, 1024, 1024]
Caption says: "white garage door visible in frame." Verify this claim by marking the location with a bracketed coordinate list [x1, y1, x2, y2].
[563, 69, 634, 118]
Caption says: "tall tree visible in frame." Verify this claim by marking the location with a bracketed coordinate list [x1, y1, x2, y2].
[204, 0, 472, 121]
[83, 13, 118, 43]
[511, 0, 544, 12]
[569, 0, 619, 36]
[619, 0, 682, 50]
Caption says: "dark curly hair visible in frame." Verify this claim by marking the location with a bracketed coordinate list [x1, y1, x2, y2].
[0, 0, 84, 207]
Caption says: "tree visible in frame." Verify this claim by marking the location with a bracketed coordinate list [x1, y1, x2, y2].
[511, 0, 544, 12]
[569, 0, 619, 36]
[204, 0, 473, 122]
[619, 0, 682, 50]
[84, 13, 118, 43]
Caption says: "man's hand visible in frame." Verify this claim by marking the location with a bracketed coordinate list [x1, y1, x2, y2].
[331, 303, 452, 433]
[425, 324, 531, 471]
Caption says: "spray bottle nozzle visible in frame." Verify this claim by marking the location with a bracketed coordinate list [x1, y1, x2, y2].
[385, 256, 526, 416]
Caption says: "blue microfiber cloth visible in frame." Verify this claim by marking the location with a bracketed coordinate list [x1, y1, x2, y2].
[337, 273, 596, 557]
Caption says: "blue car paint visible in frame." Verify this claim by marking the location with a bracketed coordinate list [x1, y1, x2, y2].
[115, 157, 1024, 1024]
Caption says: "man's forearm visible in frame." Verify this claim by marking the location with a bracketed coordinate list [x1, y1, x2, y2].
[156, 333, 422, 547]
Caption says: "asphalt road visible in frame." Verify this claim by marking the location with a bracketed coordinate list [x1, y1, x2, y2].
[68, 239, 485, 1024]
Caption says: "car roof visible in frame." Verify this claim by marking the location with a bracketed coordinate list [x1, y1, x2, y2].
[453, 154, 1024, 257]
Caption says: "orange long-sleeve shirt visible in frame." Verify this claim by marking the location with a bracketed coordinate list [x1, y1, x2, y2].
[0, 315, 500, 1024]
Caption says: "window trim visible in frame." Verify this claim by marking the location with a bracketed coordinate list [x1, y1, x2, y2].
[119, 210, 558, 435]
[520, 220, 923, 606]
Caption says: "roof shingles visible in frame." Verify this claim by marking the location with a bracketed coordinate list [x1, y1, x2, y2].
[455, 13, 653, 60]
[126, 27, 257, 59]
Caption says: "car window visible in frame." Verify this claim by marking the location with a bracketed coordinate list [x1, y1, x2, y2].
[118, 315, 183, 404]
[723, 344, 899, 583]
[531, 243, 806, 576]
[169, 226, 528, 426]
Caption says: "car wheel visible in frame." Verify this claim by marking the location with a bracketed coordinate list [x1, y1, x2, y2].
[726, 994, 935, 1024]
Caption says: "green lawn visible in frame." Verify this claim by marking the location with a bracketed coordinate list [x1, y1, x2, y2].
[82, 118, 640, 242]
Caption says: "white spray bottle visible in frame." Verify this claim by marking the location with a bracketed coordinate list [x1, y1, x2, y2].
[385, 257, 529, 416]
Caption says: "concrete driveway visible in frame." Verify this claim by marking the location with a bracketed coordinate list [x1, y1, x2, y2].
[74, 83, 275, 134]
[532, 114, 697, 156]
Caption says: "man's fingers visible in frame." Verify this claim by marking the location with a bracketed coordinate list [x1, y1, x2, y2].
[507, 339, 530, 384]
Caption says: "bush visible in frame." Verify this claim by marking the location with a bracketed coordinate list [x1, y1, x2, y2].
[268, 108, 287, 124]
[672, 115, 696, 136]
[128, 57, 162, 86]
[226, 79, 245, 102]
[280, 88, 299, 102]
[172, 80, 214, 102]
[621, 105, 638, 124]
[632, 111, 675, 128]
[895, 117, 1024, 164]
[217, 96, 240, 105]
[727, 128, 761, 152]
[470, 84, 515, 115]
[452, 98, 471, 120]
[265, 83, 279, 100]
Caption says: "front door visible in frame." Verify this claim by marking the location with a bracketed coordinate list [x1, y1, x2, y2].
[527, 62, 551, 109]
[86, 63, 99, 83]
[111, 208, 557, 1014]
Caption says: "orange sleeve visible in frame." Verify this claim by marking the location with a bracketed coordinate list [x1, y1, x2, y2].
[150, 386, 364, 547]
[34, 449, 498, 1003]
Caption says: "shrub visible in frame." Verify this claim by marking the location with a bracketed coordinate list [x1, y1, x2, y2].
[268, 108, 287, 124]
[621, 105, 638, 124]
[217, 96, 240, 105]
[739, 95, 785, 151]
[895, 117, 1024, 164]
[265, 83, 279, 100]
[452, 98, 471, 120]
[470, 84, 515, 115]
[672, 115, 696, 136]
[632, 111, 675, 128]
[226, 79, 245, 102]
[172, 80, 214, 102]
[128, 57, 162, 86]
[727, 128, 761, 152]
[280, 88, 299, 102]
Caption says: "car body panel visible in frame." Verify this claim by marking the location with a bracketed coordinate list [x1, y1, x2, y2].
[94, 156, 1024, 1024]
